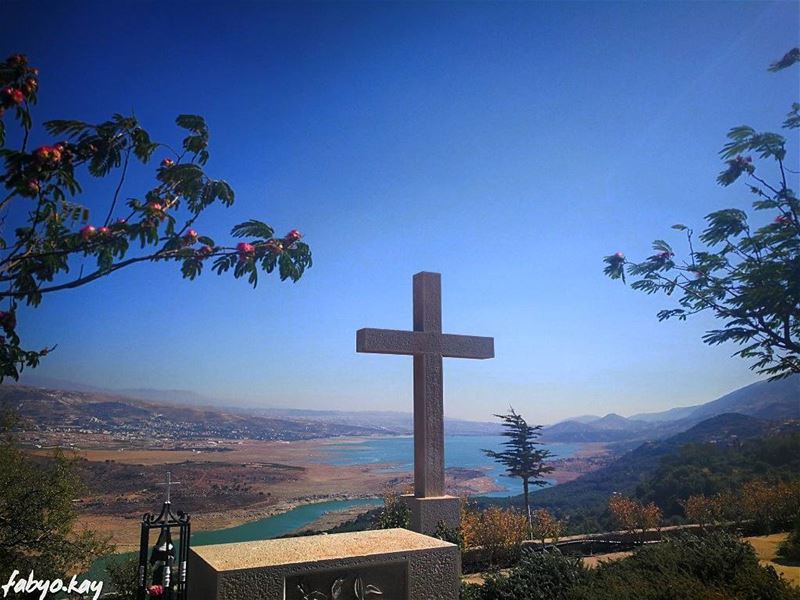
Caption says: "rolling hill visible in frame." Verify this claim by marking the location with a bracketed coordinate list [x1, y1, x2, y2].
[0, 385, 392, 442]
[525, 412, 799, 518]
[542, 375, 799, 443]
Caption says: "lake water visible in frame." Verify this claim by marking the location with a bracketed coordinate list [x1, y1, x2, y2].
[89, 435, 582, 582]
[192, 498, 382, 546]
[87, 498, 382, 580]
[316, 434, 580, 497]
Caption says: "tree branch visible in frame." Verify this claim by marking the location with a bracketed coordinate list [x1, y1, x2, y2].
[103, 146, 131, 226]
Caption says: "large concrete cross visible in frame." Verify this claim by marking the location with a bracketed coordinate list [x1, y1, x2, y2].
[357, 272, 494, 532]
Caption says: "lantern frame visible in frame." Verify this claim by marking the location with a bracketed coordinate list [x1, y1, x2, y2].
[136, 500, 191, 600]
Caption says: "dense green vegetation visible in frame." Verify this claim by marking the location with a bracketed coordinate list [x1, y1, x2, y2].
[638, 431, 800, 517]
[0, 414, 110, 579]
[779, 518, 800, 561]
[477, 415, 800, 534]
[462, 532, 800, 600]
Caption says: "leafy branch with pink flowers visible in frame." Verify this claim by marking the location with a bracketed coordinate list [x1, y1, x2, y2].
[0, 53, 312, 381]
[603, 48, 800, 380]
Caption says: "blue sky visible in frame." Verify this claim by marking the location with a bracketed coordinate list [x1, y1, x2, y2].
[3, 1, 798, 422]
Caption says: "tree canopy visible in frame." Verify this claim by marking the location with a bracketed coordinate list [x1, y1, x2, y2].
[604, 48, 800, 379]
[0, 414, 110, 579]
[0, 53, 312, 381]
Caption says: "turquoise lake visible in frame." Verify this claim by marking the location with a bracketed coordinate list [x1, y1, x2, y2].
[192, 498, 382, 546]
[88, 498, 382, 580]
[90, 435, 582, 581]
[315, 434, 580, 497]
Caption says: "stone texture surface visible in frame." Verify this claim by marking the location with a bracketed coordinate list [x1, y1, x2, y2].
[285, 563, 407, 600]
[402, 494, 461, 535]
[188, 528, 460, 600]
[356, 272, 494, 512]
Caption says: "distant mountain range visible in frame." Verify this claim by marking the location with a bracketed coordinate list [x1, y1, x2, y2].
[18, 375, 223, 406]
[0, 384, 503, 442]
[528, 411, 800, 514]
[542, 375, 799, 443]
[248, 407, 502, 436]
[15, 375, 504, 436]
[0, 385, 393, 442]
[11, 374, 799, 443]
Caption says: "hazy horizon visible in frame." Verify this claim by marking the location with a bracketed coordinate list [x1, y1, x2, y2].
[4, 1, 798, 422]
[17, 371, 768, 425]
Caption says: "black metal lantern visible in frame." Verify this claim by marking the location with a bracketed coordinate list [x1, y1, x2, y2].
[137, 472, 191, 600]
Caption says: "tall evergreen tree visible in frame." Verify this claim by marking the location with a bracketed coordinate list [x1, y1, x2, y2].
[483, 408, 554, 530]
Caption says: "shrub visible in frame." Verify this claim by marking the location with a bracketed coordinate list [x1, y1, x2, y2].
[374, 492, 410, 529]
[460, 582, 484, 600]
[572, 532, 800, 600]
[530, 508, 564, 545]
[104, 554, 139, 600]
[0, 416, 110, 579]
[461, 506, 528, 568]
[778, 517, 800, 562]
[434, 520, 464, 548]
[607, 493, 662, 543]
[466, 532, 800, 600]
[680, 494, 724, 530]
[476, 549, 589, 600]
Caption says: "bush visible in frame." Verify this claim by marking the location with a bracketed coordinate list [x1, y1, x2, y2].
[607, 493, 662, 543]
[434, 520, 464, 548]
[466, 532, 800, 600]
[479, 549, 588, 600]
[460, 582, 484, 600]
[778, 517, 800, 562]
[373, 492, 410, 529]
[0, 415, 110, 579]
[530, 508, 564, 545]
[572, 532, 800, 600]
[461, 506, 528, 568]
[104, 554, 138, 600]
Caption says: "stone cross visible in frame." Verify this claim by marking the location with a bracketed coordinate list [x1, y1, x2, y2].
[157, 471, 181, 504]
[357, 272, 494, 532]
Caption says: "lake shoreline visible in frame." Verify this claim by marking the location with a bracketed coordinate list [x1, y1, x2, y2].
[75, 436, 612, 553]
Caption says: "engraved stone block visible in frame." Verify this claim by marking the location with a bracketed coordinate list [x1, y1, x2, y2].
[188, 528, 460, 600]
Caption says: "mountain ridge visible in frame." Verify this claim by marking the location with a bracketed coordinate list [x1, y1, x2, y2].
[541, 375, 799, 442]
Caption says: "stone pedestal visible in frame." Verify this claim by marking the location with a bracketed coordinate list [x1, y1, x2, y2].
[402, 494, 461, 535]
[188, 528, 460, 600]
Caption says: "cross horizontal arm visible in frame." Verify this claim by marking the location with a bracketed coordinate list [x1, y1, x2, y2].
[356, 328, 426, 355]
[441, 334, 494, 359]
[357, 328, 494, 359]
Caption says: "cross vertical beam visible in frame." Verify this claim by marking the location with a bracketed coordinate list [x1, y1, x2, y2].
[413, 272, 444, 497]
[356, 271, 494, 506]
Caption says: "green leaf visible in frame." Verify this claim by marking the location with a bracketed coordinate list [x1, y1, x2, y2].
[767, 47, 800, 72]
[43, 119, 91, 137]
[131, 127, 156, 162]
[213, 180, 235, 206]
[175, 114, 207, 133]
[231, 219, 274, 240]
[783, 102, 800, 130]
[700, 209, 749, 245]
[652, 240, 673, 254]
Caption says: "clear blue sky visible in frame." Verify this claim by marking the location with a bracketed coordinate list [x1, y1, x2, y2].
[3, 1, 798, 422]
